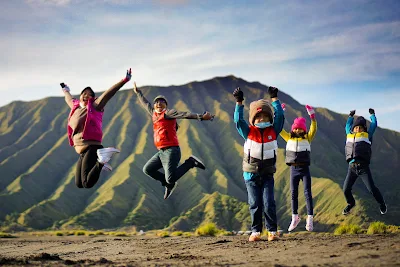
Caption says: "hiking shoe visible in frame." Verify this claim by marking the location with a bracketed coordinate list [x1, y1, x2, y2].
[380, 203, 387, 215]
[101, 162, 112, 172]
[248, 232, 261, 242]
[164, 183, 177, 200]
[97, 147, 120, 164]
[306, 215, 314, 232]
[342, 204, 354, 215]
[288, 214, 301, 232]
[189, 155, 206, 170]
[268, 231, 279, 241]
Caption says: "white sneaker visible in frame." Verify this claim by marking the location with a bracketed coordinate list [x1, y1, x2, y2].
[306, 215, 314, 232]
[288, 214, 301, 232]
[97, 147, 120, 164]
[102, 162, 112, 172]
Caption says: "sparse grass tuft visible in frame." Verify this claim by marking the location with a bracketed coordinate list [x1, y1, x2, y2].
[367, 222, 387, 235]
[195, 223, 219, 236]
[171, 231, 183, 237]
[0, 232, 16, 238]
[182, 232, 192, 237]
[334, 224, 362, 235]
[386, 225, 400, 234]
[157, 231, 170, 238]
[113, 232, 128, 237]
[55, 231, 64, 236]
[74, 230, 86, 236]
[94, 231, 105, 236]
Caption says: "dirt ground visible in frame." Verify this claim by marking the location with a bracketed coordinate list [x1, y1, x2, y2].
[0, 233, 399, 266]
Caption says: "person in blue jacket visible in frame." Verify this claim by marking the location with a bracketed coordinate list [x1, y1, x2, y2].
[342, 108, 387, 215]
[233, 86, 284, 241]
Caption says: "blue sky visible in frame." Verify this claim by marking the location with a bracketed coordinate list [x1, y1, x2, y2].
[1, 0, 399, 131]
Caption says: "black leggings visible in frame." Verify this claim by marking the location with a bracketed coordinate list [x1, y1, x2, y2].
[75, 145, 104, 188]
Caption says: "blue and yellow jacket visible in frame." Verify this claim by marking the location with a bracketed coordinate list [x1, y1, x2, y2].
[345, 115, 377, 165]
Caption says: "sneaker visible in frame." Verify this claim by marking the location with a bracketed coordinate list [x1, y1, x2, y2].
[189, 155, 206, 170]
[164, 183, 177, 200]
[342, 204, 354, 215]
[267, 231, 279, 241]
[248, 232, 261, 242]
[288, 214, 301, 232]
[97, 147, 120, 164]
[306, 215, 313, 232]
[101, 163, 112, 172]
[380, 203, 387, 215]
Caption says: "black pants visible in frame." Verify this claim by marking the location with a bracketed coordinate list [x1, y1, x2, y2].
[343, 163, 385, 206]
[75, 145, 104, 188]
[290, 165, 313, 215]
[142, 146, 194, 186]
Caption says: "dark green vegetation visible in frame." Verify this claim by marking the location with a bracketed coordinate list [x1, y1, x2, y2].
[0, 76, 398, 232]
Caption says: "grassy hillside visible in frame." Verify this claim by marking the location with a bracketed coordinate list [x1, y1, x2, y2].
[0, 75, 398, 232]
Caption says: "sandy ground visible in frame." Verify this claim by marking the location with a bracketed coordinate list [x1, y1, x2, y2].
[0, 233, 399, 266]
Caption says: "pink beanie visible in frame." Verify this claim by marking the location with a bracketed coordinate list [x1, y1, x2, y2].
[291, 117, 307, 132]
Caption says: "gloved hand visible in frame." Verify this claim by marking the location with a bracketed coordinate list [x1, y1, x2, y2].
[281, 103, 286, 111]
[349, 110, 356, 117]
[233, 87, 244, 102]
[123, 68, 132, 83]
[369, 108, 375, 115]
[305, 105, 315, 119]
[268, 86, 278, 98]
[61, 83, 70, 93]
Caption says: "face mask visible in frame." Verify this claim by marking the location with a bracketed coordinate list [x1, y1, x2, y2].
[255, 122, 272, 128]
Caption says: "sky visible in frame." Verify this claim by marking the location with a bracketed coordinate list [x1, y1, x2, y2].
[1, 0, 399, 132]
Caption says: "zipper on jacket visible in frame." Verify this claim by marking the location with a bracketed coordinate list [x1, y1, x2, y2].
[351, 135, 356, 159]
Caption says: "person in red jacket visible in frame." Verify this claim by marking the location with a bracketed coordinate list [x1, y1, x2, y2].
[133, 82, 213, 199]
[61, 68, 131, 188]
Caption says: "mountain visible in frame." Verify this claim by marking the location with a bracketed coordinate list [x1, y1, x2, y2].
[0, 75, 399, 232]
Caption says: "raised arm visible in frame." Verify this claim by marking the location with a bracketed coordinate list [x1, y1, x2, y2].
[61, 83, 74, 109]
[164, 109, 213, 121]
[268, 86, 284, 135]
[368, 108, 377, 141]
[94, 68, 131, 110]
[133, 82, 154, 116]
[346, 110, 355, 134]
[305, 105, 317, 142]
[233, 87, 250, 140]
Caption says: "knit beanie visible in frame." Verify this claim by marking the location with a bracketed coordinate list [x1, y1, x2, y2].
[353, 116, 367, 130]
[249, 99, 273, 126]
[80, 87, 95, 97]
[153, 95, 168, 106]
[291, 117, 307, 132]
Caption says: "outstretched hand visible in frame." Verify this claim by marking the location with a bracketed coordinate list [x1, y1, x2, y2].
[349, 110, 356, 117]
[233, 87, 244, 102]
[268, 86, 279, 98]
[281, 103, 286, 111]
[369, 108, 375, 115]
[60, 83, 70, 93]
[123, 68, 132, 83]
[305, 105, 315, 119]
[202, 111, 214, 121]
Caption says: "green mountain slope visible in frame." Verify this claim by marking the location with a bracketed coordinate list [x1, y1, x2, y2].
[0, 75, 398, 232]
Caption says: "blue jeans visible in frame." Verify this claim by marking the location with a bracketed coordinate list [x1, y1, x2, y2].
[290, 165, 313, 215]
[143, 146, 194, 186]
[245, 174, 277, 232]
[343, 163, 385, 206]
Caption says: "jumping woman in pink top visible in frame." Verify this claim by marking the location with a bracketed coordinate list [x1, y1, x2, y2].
[61, 68, 131, 188]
